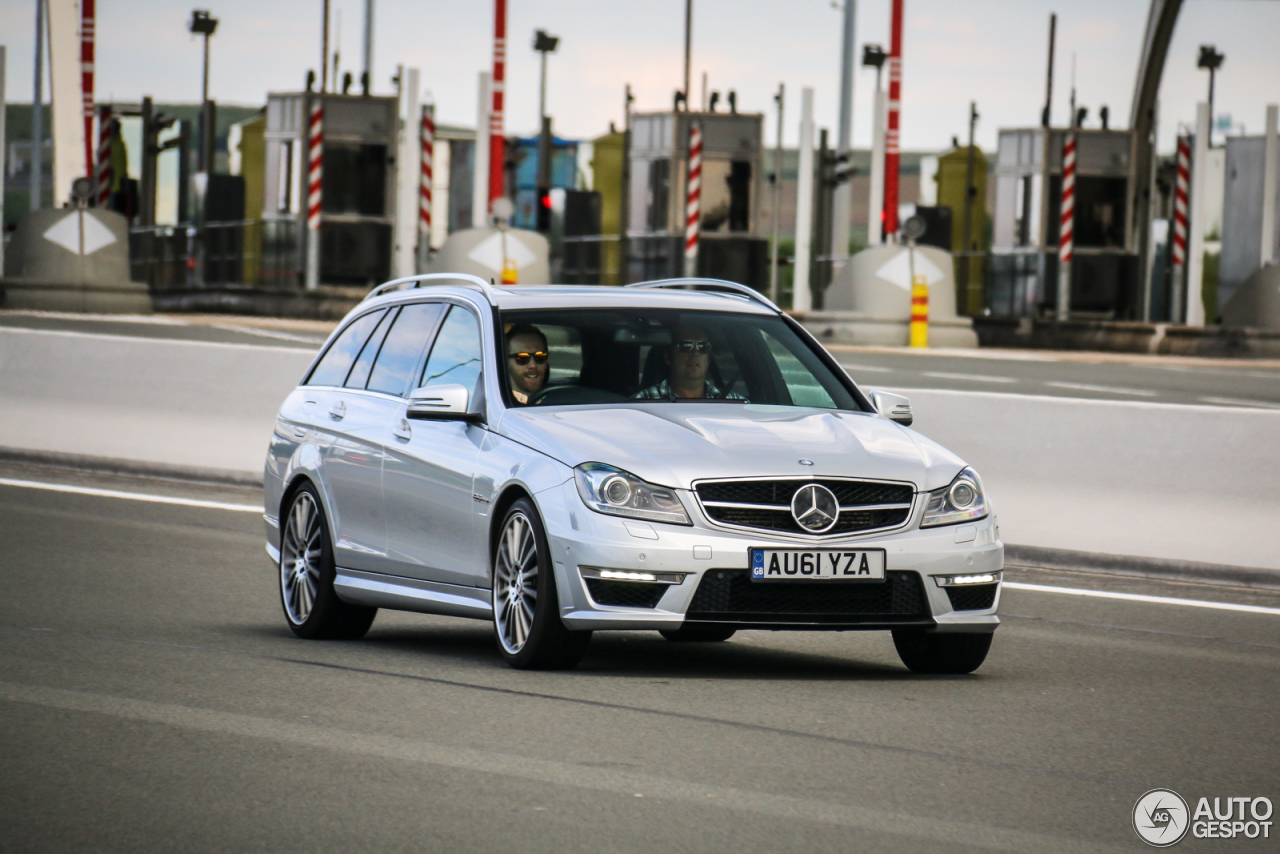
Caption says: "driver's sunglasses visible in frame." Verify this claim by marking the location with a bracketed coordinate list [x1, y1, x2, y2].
[509, 351, 548, 366]
[674, 339, 713, 354]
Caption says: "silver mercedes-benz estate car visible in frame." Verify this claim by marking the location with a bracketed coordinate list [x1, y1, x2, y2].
[265, 275, 1002, 672]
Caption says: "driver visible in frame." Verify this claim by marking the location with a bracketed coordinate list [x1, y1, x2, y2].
[505, 324, 549, 405]
[633, 324, 745, 401]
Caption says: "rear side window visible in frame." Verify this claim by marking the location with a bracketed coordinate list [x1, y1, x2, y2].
[345, 308, 396, 389]
[420, 306, 483, 392]
[367, 303, 446, 395]
[306, 309, 387, 387]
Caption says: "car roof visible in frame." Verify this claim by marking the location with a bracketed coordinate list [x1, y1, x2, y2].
[363, 283, 780, 316]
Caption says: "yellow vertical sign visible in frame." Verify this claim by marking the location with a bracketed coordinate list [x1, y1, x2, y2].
[909, 276, 929, 348]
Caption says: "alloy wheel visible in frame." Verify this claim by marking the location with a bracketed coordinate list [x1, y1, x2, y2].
[493, 511, 539, 654]
[281, 491, 323, 625]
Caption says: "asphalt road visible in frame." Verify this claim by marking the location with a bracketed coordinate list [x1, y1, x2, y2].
[4, 310, 1280, 408]
[2, 464, 1277, 853]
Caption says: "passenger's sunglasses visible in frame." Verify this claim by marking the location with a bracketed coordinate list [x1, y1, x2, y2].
[509, 351, 548, 366]
[674, 340, 713, 354]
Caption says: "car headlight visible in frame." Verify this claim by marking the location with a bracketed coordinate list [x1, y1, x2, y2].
[574, 463, 691, 525]
[920, 467, 988, 528]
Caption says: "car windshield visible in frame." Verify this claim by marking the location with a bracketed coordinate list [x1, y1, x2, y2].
[498, 308, 863, 410]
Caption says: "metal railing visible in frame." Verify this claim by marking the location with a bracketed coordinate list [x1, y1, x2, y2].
[129, 219, 302, 288]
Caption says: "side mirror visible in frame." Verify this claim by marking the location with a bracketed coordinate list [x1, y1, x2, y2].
[869, 390, 913, 426]
[407, 384, 482, 423]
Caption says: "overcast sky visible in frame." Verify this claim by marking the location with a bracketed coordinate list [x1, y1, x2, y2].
[2, 0, 1278, 152]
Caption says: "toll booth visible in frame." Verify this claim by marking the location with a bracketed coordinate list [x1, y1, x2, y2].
[988, 127, 1138, 318]
[627, 110, 766, 288]
[262, 92, 398, 287]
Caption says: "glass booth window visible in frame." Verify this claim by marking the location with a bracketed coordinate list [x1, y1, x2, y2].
[322, 143, 388, 216]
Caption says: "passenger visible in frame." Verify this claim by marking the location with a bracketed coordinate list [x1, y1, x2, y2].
[505, 323, 549, 405]
[633, 324, 746, 401]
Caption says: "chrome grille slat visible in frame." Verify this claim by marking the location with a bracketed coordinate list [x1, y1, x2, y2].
[694, 477, 915, 537]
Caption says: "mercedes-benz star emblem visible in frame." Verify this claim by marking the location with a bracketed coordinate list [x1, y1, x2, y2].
[790, 484, 839, 533]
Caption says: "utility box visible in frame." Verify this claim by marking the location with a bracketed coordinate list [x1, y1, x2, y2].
[262, 92, 398, 287]
[989, 127, 1137, 318]
[627, 110, 765, 287]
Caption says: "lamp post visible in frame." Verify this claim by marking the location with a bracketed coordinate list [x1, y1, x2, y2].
[189, 9, 218, 172]
[533, 29, 559, 233]
[862, 44, 886, 245]
[1197, 45, 1224, 147]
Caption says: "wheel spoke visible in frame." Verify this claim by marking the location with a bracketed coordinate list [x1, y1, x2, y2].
[520, 599, 535, 625]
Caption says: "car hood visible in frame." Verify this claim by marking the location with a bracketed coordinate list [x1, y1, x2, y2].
[498, 404, 967, 492]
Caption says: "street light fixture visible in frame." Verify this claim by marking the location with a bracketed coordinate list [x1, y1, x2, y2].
[533, 29, 559, 121]
[862, 43, 886, 90]
[1197, 44, 1224, 146]
[189, 9, 219, 172]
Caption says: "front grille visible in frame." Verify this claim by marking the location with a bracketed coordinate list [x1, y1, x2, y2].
[945, 583, 999, 611]
[685, 569, 928, 623]
[584, 579, 667, 609]
[695, 478, 914, 537]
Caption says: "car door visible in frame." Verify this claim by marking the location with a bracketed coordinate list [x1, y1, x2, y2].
[381, 303, 488, 586]
[303, 307, 394, 572]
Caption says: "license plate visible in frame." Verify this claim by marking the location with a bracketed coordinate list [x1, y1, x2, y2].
[750, 548, 886, 582]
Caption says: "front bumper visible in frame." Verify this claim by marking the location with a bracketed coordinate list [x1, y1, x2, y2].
[538, 480, 1003, 633]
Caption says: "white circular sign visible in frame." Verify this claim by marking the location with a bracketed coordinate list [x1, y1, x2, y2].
[1132, 789, 1190, 847]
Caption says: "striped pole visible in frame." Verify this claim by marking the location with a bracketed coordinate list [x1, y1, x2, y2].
[883, 0, 903, 239]
[81, 0, 96, 181]
[418, 103, 435, 273]
[96, 106, 112, 208]
[1171, 135, 1191, 322]
[684, 122, 702, 278]
[1056, 133, 1076, 321]
[304, 101, 323, 290]
[488, 0, 507, 213]
[908, 244, 928, 348]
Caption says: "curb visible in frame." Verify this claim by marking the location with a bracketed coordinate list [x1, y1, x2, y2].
[1004, 544, 1280, 592]
[0, 447, 264, 489]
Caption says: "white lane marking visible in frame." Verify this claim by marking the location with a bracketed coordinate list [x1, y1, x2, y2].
[209, 324, 326, 345]
[869, 386, 1280, 414]
[922, 371, 1016, 383]
[1199, 396, 1280, 410]
[1003, 581, 1280, 616]
[0, 325, 313, 355]
[1044, 381, 1155, 397]
[0, 680, 1117, 852]
[0, 310, 189, 325]
[0, 478, 261, 513]
[840, 363, 894, 373]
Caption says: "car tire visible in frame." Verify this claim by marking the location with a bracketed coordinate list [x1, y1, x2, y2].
[279, 482, 377, 640]
[659, 625, 737, 642]
[891, 629, 992, 674]
[492, 498, 592, 670]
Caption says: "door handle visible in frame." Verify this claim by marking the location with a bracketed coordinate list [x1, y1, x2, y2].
[392, 418, 412, 441]
[329, 400, 347, 420]
[292, 426, 307, 439]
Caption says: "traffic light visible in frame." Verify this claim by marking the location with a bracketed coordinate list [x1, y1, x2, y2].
[536, 187, 552, 233]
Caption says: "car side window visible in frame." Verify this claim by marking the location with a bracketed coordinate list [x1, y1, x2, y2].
[367, 303, 446, 396]
[420, 305, 483, 393]
[305, 309, 387, 387]
[345, 308, 397, 389]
